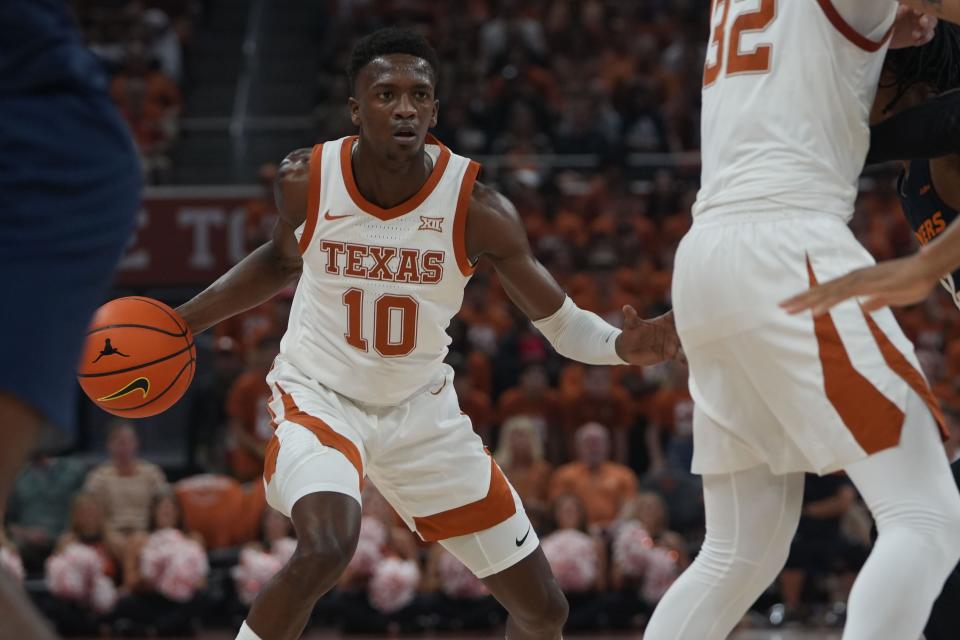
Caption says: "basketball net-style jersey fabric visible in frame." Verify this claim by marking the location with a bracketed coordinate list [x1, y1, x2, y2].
[282, 135, 479, 406]
[695, 0, 897, 221]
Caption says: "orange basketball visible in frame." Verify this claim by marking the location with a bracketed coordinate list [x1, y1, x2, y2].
[78, 297, 196, 418]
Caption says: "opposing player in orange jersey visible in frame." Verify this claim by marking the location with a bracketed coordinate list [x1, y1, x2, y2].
[645, 3, 960, 640]
[176, 28, 680, 640]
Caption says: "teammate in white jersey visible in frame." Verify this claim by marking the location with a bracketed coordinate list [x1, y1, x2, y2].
[176, 28, 680, 640]
[646, 4, 960, 640]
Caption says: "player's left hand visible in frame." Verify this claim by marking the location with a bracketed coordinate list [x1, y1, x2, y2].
[779, 254, 940, 316]
[890, 5, 937, 50]
[616, 306, 685, 366]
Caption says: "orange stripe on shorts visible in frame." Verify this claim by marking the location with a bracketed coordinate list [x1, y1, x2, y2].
[862, 312, 949, 441]
[413, 457, 516, 542]
[808, 259, 905, 454]
[262, 383, 364, 490]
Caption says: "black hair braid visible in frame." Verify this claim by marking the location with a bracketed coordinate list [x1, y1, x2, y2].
[883, 22, 960, 112]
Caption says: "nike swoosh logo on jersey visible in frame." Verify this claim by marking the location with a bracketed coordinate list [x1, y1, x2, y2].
[324, 211, 352, 221]
[97, 377, 150, 402]
[515, 525, 532, 547]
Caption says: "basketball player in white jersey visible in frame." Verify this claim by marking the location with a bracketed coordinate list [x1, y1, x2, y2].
[645, 3, 960, 640]
[175, 28, 680, 640]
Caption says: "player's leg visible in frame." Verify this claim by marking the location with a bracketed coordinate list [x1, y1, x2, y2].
[241, 491, 360, 640]
[370, 369, 567, 639]
[480, 547, 568, 640]
[0, 394, 59, 640]
[923, 459, 960, 640]
[644, 461, 804, 640]
[840, 392, 960, 640]
[237, 367, 368, 640]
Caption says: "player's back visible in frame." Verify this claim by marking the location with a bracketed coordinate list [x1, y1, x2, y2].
[696, 0, 897, 221]
[281, 135, 480, 406]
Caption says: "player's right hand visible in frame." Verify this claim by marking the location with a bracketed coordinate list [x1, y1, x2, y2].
[779, 253, 940, 316]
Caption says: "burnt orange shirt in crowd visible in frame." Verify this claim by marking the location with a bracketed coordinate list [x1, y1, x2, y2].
[647, 386, 694, 438]
[226, 371, 274, 482]
[560, 386, 634, 433]
[549, 461, 638, 527]
[502, 460, 553, 509]
[497, 387, 562, 429]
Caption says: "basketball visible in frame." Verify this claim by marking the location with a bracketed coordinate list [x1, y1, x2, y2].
[77, 297, 196, 418]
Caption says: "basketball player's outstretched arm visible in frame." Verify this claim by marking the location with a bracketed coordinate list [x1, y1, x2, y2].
[465, 182, 681, 366]
[176, 149, 309, 334]
[780, 221, 960, 314]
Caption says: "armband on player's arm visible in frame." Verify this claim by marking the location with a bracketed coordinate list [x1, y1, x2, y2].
[867, 90, 960, 164]
[532, 296, 628, 366]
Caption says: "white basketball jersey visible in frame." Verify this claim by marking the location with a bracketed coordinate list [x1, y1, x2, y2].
[695, 0, 897, 221]
[282, 135, 479, 405]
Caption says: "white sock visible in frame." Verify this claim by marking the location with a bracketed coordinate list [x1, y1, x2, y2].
[236, 621, 264, 640]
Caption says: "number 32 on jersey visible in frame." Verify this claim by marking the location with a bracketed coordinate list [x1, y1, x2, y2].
[704, 0, 776, 87]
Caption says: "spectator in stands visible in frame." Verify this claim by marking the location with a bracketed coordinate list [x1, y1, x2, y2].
[560, 367, 634, 462]
[616, 491, 689, 570]
[41, 491, 119, 636]
[453, 365, 494, 444]
[5, 453, 87, 573]
[112, 492, 207, 636]
[497, 364, 563, 461]
[549, 422, 638, 530]
[54, 491, 117, 578]
[540, 494, 606, 629]
[142, 8, 182, 82]
[109, 42, 181, 182]
[226, 334, 281, 482]
[84, 421, 168, 563]
[242, 164, 280, 251]
[174, 474, 266, 550]
[187, 335, 244, 471]
[495, 417, 552, 528]
[772, 475, 867, 626]
[644, 361, 694, 473]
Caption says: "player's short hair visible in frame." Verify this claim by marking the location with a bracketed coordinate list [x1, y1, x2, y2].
[347, 27, 439, 93]
[883, 22, 960, 111]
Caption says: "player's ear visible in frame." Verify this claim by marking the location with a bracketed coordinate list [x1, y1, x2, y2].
[349, 97, 361, 127]
[430, 99, 439, 128]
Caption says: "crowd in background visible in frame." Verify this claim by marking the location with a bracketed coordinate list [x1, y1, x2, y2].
[71, 0, 198, 183]
[3, 0, 960, 636]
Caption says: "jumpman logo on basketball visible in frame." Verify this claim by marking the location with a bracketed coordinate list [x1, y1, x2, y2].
[92, 338, 129, 363]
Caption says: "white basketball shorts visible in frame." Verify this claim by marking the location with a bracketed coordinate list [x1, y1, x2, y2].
[261, 356, 538, 578]
[672, 209, 946, 476]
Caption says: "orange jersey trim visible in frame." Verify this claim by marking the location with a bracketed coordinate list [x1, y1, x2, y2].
[298, 144, 324, 254]
[453, 161, 481, 276]
[263, 383, 365, 490]
[863, 312, 949, 441]
[815, 0, 894, 52]
[340, 134, 451, 221]
[413, 457, 516, 542]
[808, 259, 905, 454]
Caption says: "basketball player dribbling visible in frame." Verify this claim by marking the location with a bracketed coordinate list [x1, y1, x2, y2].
[175, 28, 681, 640]
[645, 3, 960, 640]
[0, 2, 141, 639]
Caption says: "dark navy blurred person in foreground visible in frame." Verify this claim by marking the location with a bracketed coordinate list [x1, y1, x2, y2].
[0, 2, 140, 637]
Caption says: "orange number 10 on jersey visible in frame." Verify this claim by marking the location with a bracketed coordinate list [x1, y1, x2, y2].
[343, 288, 419, 357]
[703, 0, 776, 87]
